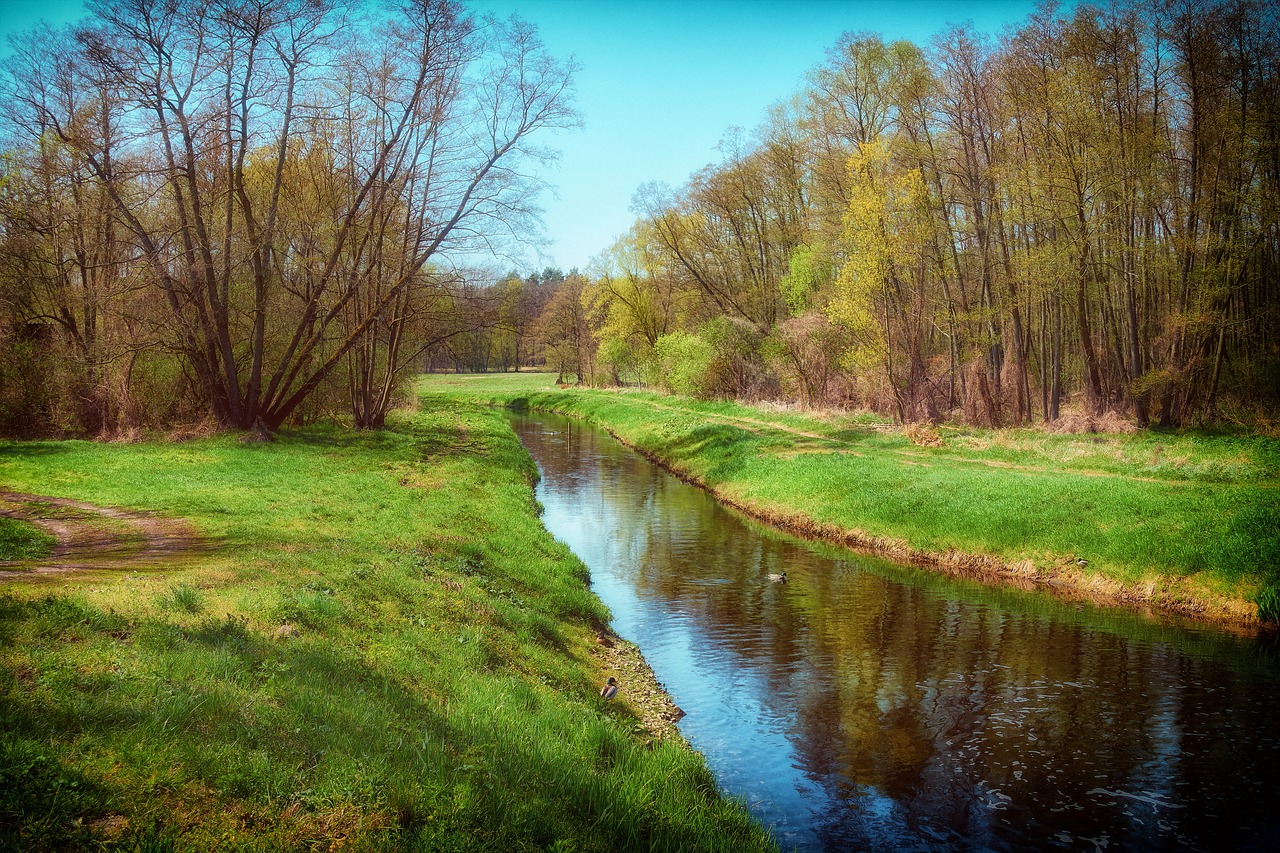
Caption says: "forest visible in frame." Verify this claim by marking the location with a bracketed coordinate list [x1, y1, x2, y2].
[1, 0, 1277, 437]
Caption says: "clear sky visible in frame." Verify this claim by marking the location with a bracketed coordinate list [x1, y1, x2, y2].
[0, 0, 1040, 274]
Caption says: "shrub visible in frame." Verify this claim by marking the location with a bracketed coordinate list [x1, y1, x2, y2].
[596, 337, 649, 386]
[651, 331, 714, 397]
[699, 316, 771, 400]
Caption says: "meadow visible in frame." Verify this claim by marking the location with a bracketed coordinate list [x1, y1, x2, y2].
[0, 399, 773, 851]
[424, 373, 1280, 626]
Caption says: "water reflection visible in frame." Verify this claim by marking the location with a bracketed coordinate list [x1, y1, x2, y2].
[512, 414, 1280, 852]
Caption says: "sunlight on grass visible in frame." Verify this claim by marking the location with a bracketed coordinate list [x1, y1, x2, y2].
[0, 398, 774, 852]
[155, 583, 204, 614]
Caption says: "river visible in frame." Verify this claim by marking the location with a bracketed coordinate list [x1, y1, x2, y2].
[510, 412, 1280, 852]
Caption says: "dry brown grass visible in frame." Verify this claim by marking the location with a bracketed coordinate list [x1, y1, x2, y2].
[1044, 410, 1139, 435]
[166, 417, 222, 442]
[903, 423, 945, 447]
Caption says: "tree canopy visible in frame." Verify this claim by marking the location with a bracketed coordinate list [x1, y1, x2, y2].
[581, 0, 1279, 427]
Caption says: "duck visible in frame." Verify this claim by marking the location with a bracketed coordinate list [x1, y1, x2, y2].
[767, 571, 788, 583]
[600, 676, 619, 700]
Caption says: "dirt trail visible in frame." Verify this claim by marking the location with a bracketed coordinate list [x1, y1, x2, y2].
[630, 397, 1218, 486]
[0, 490, 208, 579]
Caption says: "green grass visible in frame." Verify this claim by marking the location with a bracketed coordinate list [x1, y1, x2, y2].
[424, 372, 1280, 624]
[0, 401, 773, 852]
[156, 583, 204, 615]
[0, 517, 56, 561]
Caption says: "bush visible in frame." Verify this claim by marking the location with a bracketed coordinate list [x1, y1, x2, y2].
[0, 337, 59, 438]
[762, 312, 849, 409]
[650, 331, 714, 397]
[699, 316, 771, 400]
[596, 337, 649, 386]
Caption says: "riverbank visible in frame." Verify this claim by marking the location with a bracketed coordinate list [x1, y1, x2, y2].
[423, 373, 1280, 629]
[0, 401, 773, 851]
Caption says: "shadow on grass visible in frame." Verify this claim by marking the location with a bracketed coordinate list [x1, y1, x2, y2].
[0, 593, 771, 852]
[279, 415, 507, 462]
[653, 424, 761, 485]
[0, 441, 83, 462]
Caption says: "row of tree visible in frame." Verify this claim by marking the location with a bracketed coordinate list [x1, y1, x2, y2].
[0, 0, 576, 436]
[4, 0, 1276, 436]
[547, 0, 1278, 427]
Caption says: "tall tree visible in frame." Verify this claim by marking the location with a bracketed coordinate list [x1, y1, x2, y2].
[3, 0, 576, 432]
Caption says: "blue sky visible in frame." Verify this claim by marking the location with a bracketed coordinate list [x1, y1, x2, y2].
[0, 0, 1038, 274]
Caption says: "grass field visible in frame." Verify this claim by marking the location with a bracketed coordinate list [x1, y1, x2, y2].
[0, 400, 774, 851]
[423, 372, 1280, 625]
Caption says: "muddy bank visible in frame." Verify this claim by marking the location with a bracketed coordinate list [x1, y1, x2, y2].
[591, 624, 687, 744]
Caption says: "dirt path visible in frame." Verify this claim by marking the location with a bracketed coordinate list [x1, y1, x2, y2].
[0, 490, 209, 579]
[628, 397, 1223, 486]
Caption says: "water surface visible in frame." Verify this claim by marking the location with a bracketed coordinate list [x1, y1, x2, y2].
[511, 413, 1280, 851]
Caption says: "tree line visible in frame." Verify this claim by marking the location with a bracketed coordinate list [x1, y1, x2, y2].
[551, 0, 1278, 428]
[0, 0, 576, 436]
[3, 0, 1276, 437]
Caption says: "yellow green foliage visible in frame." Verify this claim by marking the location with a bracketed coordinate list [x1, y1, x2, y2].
[826, 139, 928, 373]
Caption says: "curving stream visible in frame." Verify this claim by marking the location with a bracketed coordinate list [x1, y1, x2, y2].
[510, 412, 1280, 852]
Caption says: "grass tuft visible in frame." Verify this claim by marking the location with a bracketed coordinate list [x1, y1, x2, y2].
[1257, 586, 1280, 624]
[157, 583, 203, 614]
[0, 516, 56, 561]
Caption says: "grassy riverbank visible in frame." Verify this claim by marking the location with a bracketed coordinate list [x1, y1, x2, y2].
[0, 400, 773, 851]
[423, 373, 1280, 626]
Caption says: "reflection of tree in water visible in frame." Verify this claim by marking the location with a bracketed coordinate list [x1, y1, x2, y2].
[793, 582, 1280, 850]
[514, 414, 1280, 851]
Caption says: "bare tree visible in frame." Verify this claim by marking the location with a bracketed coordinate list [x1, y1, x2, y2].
[3, 0, 576, 432]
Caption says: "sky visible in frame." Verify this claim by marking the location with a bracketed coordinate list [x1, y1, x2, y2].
[0, 0, 1040, 274]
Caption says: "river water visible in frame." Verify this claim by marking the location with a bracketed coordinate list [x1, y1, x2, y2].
[509, 412, 1280, 852]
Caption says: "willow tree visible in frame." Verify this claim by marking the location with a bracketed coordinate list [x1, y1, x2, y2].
[585, 221, 700, 383]
[637, 132, 803, 334]
[4, 0, 576, 432]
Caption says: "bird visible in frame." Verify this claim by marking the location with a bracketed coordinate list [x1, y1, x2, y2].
[1076, 558, 1089, 567]
[767, 571, 788, 583]
[600, 677, 619, 700]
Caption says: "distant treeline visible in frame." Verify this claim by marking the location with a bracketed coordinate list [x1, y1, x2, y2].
[423, 268, 566, 376]
[538, 0, 1280, 428]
